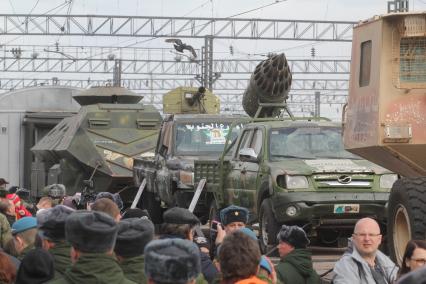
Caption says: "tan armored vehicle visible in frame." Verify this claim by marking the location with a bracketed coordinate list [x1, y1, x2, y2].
[343, 12, 426, 263]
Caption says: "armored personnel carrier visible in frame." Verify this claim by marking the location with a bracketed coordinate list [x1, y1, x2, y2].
[31, 86, 162, 202]
[343, 12, 426, 263]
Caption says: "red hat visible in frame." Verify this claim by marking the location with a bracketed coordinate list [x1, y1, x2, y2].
[7, 193, 21, 205]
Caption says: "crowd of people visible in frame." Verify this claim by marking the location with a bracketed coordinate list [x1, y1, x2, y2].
[0, 179, 425, 284]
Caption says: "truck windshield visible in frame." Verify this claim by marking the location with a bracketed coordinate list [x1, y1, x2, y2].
[175, 122, 242, 155]
[269, 126, 360, 160]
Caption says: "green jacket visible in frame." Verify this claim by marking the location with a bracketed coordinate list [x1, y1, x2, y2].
[275, 248, 320, 284]
[48, 253, 136, 284]
[50, 242, 72, 279]
[119, 255, 146, 284]
[0, 213, 12, 248]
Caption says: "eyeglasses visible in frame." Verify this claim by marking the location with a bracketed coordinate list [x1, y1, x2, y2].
[353, 233, 381, 238]
[410, 258, 426, 265]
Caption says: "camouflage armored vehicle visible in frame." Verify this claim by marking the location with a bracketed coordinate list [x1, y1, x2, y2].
[31, 86, 162, 203]
[133, 86, 245, 223]
[343, 12, 426, 263]
[192, 54, 396, 250]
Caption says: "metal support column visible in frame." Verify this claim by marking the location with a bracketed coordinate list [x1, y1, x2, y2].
[314, 91, 321, 118]
[113, 59, 122, 87]
[202, 36, 214, 90]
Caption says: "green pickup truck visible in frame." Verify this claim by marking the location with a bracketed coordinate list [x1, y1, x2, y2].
[194, 117, 397, 250]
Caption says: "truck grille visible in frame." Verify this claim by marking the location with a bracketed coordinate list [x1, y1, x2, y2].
[313, 174, 373, 189]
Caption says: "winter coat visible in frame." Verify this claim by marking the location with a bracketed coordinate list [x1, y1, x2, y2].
[275, 248, 320, 284]
[119, 255, 147, 284]
[0, 213, 12, 248]
[49, 242, 72, 279]
[47, 253, 136, 284]
[333, 245, 398, 284]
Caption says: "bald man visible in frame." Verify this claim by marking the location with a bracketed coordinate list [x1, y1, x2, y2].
[333, 218, 398, 284]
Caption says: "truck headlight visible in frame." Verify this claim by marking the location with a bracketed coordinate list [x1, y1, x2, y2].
[179, 170, 194, 186]
[286, 175, 309, 189]
[380, 174, 398, 188]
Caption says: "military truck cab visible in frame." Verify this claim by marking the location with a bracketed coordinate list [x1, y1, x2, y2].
[133, 86, 244, 223]
[343, 12, 426, 263]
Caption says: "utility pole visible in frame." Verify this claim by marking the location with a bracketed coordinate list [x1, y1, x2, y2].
[113, 59, 122, 87]
[314, 91, 321, 118]
[201, 35, 214, 90]
[388, 0, 409, 12]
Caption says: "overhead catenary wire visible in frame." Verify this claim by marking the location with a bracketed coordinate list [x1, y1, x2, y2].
[80, 0, 289, 61]
[3, 1, 71, 46]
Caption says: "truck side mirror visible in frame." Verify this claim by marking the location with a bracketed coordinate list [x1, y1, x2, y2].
[341, 103, 348, 135]
[238, 148, 259, 163]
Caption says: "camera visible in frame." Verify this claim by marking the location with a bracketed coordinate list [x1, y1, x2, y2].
[211, 220, 223, 232]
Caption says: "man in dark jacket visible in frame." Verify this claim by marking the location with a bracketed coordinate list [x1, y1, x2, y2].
[275, 225, 320, 284]
[160, 207, 217, 283]
[114, 217, 155, 283]
[48, 210, 135, 284]
[37, 205, 74, 279]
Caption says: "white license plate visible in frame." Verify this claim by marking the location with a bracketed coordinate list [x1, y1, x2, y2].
[333, 204, 360, 214]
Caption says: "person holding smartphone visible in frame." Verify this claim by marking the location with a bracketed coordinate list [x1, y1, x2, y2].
[213, 205, 249, 257]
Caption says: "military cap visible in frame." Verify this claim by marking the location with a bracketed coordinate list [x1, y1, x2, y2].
[163, 207, 200, 225]
[277, 225, 310, 249]
[219, 205, 249, 226]
[42, 184, 66, 199]
[144, 238, 201, 284]
[12, 217, 37, 235]
[115, 217, 155, 258]
[37, 205, 75, 241]
[65, 210, 118, 253]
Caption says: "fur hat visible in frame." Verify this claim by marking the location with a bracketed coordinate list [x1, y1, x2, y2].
[220, 205, 249, 226]
[95, 192, 123, 210]
[37, 205, 75, 241]
[42, 184, 66, 199]
[65, 210, 118, 253]
[277, 225, 310, 249]
[162, 207, 199, 225]
[144, 239, 201, 284]
[115, 217, 154, 258]
[122, 208, 150, 220]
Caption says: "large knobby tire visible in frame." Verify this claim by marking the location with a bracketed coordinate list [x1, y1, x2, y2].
[388, 177, 426, 265]
[259, 198, 280, 254]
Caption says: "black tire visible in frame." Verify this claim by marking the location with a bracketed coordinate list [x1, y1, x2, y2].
[139, 191, 163, 224]
[259, 198, 280, 254]
[388, 177, 426, 265]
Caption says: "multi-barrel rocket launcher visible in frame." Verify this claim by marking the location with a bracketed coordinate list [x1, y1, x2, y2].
[242, 53, 293, 118]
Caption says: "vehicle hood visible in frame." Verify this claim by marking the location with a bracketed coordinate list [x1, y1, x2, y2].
[269, 158, 392, 176]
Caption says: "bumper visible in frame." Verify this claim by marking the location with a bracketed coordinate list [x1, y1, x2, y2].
[271, 191, 389, 226]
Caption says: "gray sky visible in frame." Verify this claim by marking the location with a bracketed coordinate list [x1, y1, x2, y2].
[2, 0, 426, 119]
